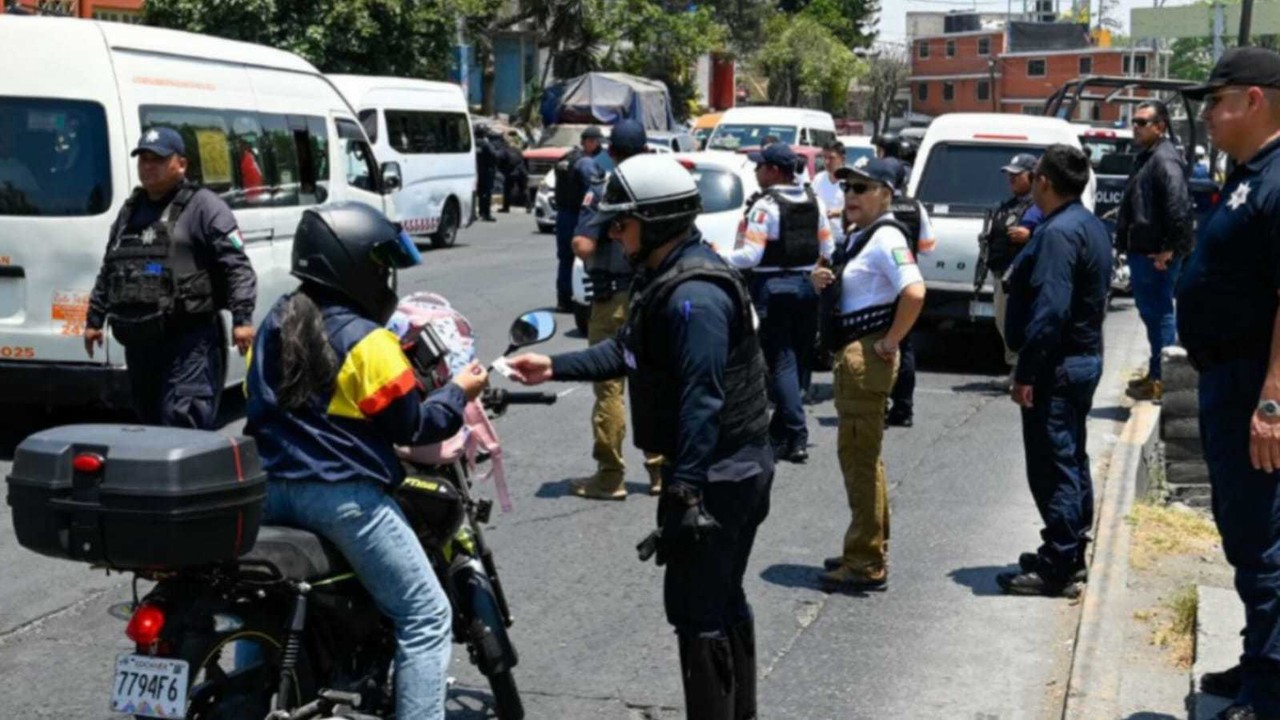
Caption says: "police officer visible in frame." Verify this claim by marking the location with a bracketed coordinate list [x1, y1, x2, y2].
[724, 143, 833, 463]
[84, 127, 257, 429]
[508, 154, 774, 719]
[983, 153, 1046, 375]
[569, 120, 663, 499]
[1177, 47, 1280, 720]
[475, 125, 498, 222]
[879, 156, 934, 428]
[1000, 145, 1110, 597]
[496, 134, 529, 214]
[553, 126, 605, 311]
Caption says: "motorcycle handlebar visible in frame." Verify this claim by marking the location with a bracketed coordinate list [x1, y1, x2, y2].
[480, 387, 559, 410]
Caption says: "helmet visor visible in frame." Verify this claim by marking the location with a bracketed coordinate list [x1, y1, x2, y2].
[371, 228, 422, 269]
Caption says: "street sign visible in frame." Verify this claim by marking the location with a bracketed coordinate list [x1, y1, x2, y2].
[1132, 2, 1280, 39]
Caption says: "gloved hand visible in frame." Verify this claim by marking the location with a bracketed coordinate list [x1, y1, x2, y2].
[653, 481, 720, 565]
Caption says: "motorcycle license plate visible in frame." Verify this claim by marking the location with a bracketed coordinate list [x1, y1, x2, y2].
[110, 654, 189, 718]
[970, 300, 996, 319]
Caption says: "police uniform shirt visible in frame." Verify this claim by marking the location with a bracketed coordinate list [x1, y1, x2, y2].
[725, 185, 834, 271]
[573, 173, 632, 277]
[838, 223, 923, 314]
[87, 185, 257, 330]
[1177, 136, 1280, 357]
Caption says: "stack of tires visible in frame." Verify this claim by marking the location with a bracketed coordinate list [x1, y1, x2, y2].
[1160, 346, 1211, 507]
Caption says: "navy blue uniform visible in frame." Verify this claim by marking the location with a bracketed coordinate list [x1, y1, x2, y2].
[475, 136, 497, 219]
[554, 151, 603, 305]
[88, 185, 257, 429]
[551, 238, 774, 635]
[1176, 136, 1280, 713]
[1004, 200, 1111, 581]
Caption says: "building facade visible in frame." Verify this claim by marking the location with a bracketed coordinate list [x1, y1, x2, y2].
[2, 0, 142, 21]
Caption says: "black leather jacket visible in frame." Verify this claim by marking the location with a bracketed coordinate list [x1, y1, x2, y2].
[1115, 137, 1195, 256]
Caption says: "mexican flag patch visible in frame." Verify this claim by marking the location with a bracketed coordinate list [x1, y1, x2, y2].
[228, 228, 245, 250]
[752, 210, 768, 225]
[892, 248, 915, 266]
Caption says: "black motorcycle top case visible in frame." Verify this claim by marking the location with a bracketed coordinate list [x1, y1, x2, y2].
[5, 424, 267, 569]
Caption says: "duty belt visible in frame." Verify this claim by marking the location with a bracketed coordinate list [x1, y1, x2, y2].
[830, 302, 896, 347]
[584, 272, 632, 303]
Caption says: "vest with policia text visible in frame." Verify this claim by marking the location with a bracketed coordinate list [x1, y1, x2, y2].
[753, 186, 822, 268]
[103, 182, 215, 345]
[622, 249, 769, 458]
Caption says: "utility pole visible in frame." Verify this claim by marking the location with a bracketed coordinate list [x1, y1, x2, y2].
[1213, 2, 1225, 62]
[1240, 0, 1254, 46]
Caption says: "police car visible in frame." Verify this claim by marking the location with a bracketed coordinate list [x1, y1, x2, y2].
[567, 151, 760, 333]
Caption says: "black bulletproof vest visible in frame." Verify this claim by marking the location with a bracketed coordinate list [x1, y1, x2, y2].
[553, 147, 586, 208]
[819, 215, 912, 351]
[758, 186, 821, 268]
[623, 250, 769, 458]
[986, 195, 1034, 272]
[103, 183, 214, 345]
[890, 197, 923, 254]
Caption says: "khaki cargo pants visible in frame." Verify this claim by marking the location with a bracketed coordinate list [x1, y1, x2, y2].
[832, 332, 900, 574]
[589, 292, 662, 488]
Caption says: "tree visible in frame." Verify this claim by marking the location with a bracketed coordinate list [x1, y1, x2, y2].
[795, 0, 879, 50]
[606, 0, 728, 119]
[855, 51, 909, 136]
[144, 0, 455, 80]
[756, 15, 864, 112]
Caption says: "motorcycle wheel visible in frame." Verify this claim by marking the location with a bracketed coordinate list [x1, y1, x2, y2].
[462, 572, 524, 720]
[176, 627, 302, 720]
[487, 668, 523, 720]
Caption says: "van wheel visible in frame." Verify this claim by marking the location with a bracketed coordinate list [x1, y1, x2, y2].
[432, 201, 460, 249]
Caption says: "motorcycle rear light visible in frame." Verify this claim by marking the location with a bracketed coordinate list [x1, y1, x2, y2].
[72, 452, 104, 474]
[126, 604, 166, 647]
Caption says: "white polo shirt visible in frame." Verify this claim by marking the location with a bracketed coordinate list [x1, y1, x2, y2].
[839, 222, 924, 314]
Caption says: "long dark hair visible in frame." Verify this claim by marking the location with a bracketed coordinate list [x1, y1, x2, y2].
[276, 283, 339, 411]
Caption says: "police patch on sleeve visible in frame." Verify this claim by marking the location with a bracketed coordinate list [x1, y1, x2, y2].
[752, 210, 768, 224]
[892, 248, 915, 266]
[582, 191, 594, 207]
[228, 229, 245, 250]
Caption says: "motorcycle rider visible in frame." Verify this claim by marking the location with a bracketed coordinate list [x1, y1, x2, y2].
[244, 202, 489, 719]
[507, 154, 775, 719]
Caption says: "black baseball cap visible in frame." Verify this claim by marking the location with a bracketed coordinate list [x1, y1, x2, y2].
[581, 126, 604, 141]
[1183, 47, 1280, 100]
[1001, 153, 1038, 174]
[834, 157, 898, 192]
[748, 142, 798, 170]
[131, 126, 185, 158]
[609, 120, 647, 154]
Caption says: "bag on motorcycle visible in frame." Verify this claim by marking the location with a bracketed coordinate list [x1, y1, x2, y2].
[5, 425, 267, 569]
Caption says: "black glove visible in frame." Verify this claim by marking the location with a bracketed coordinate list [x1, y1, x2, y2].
[647, 481, 719, 565]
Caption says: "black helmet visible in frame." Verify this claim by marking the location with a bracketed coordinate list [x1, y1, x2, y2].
[872, 131, 904, 160]
[587, 154, 701, 263]
[291, 202, 421, 323]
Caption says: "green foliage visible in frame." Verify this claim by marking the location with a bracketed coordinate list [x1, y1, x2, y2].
[795, 0, 879, 49]
[143, 0, 455, 79]
[756, 14, 864, 111]
[606, 0, 728, 119]
[1169, 36, 1214, 81]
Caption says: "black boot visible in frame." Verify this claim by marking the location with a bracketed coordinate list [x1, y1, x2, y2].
[728, 620, 757, 720]
[678, 631, 735, 720]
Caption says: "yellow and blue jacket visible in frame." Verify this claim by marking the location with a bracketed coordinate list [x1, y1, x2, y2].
[244, 292, 467, 485]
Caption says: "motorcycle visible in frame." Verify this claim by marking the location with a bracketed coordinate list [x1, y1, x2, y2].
[6, 309, 558, 720]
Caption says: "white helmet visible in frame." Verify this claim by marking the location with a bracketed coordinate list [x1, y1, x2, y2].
[587, 155, 702, 257]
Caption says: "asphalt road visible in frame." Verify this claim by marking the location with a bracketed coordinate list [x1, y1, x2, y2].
[0, 213, 1148, 720]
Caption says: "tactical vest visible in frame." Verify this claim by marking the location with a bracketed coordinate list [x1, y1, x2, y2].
[553, 147, 587, 208]
[819, 216, 912, 351]
[890, 197, 923, 255]
[623, 250, 769, 459]
[985, 195, 1034, 273]
[756, 187, 821, 269]
[103, 183, 215, 345]
[582, 173, 636, 302]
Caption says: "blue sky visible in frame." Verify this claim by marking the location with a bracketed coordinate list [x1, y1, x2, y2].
[876, 0, 1187, 41]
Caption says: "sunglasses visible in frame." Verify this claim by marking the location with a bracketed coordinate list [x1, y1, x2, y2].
[841, 182, 880, 195]
[1131, 118, 1153, 128]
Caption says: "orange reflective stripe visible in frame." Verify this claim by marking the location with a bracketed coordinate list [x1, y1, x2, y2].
[357, 367, 418, 416]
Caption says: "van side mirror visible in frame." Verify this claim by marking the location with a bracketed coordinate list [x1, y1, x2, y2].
[381, 162, 402, 194]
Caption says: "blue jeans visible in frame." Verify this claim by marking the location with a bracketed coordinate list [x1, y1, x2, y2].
[555, 211, 578, 304]
[1127, 254, 1182, 380]
[750, 273, 818, 448]
[1020, 354, 1102, 581]
[1200, 355, 1280, 713]
[263, 479, 453, 719]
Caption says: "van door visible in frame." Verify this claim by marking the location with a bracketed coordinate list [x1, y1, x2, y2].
[333, 115, 387, 214]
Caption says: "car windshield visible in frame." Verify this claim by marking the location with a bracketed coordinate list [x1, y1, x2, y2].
[707, 124, 797, 150]
[690, 166, 744, 214]
[845, 146, 875, 166]
[1080, 135, 1136, 175]
[0, 97, 112, 216]
[915, 143, 1044, 214]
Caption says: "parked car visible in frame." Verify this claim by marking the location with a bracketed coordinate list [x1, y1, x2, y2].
[0, 14, 397, 410]
[648, 130, 697, 153]
[567, 150, 758, 333]
[329, 74, 476, 248]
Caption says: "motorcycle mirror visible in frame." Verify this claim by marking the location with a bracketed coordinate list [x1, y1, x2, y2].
[508, 310, 556, 350]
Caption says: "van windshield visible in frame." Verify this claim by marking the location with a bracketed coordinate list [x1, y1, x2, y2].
[708, 124, 797, 150]
[0, 98, 111, 217]
[915, 143, 1044, 214]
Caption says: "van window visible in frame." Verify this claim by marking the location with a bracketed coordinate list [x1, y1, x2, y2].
[844, 145, 875, 166]
[810, 129, 837, 147]
[140, 106, 328, 209]
[708, 124, 797, 150]
[336, 118, 380, 193]
[689, 166, 743, 214]
[916, 143, 1045, 213]
[359, 109, 378, 144]
[384, 110, 472, 154]
[0, 97, 111, 217]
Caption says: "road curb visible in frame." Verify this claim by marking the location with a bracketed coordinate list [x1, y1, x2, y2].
[1193, 585, 1240, 719]
[1063, 401, 1160, 719]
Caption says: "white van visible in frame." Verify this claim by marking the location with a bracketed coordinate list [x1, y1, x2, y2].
[906, 113, 1095, 328]
[328, 75, 475, 249]
[0, 15, 397, 409]
[705, 106, 837, 151]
